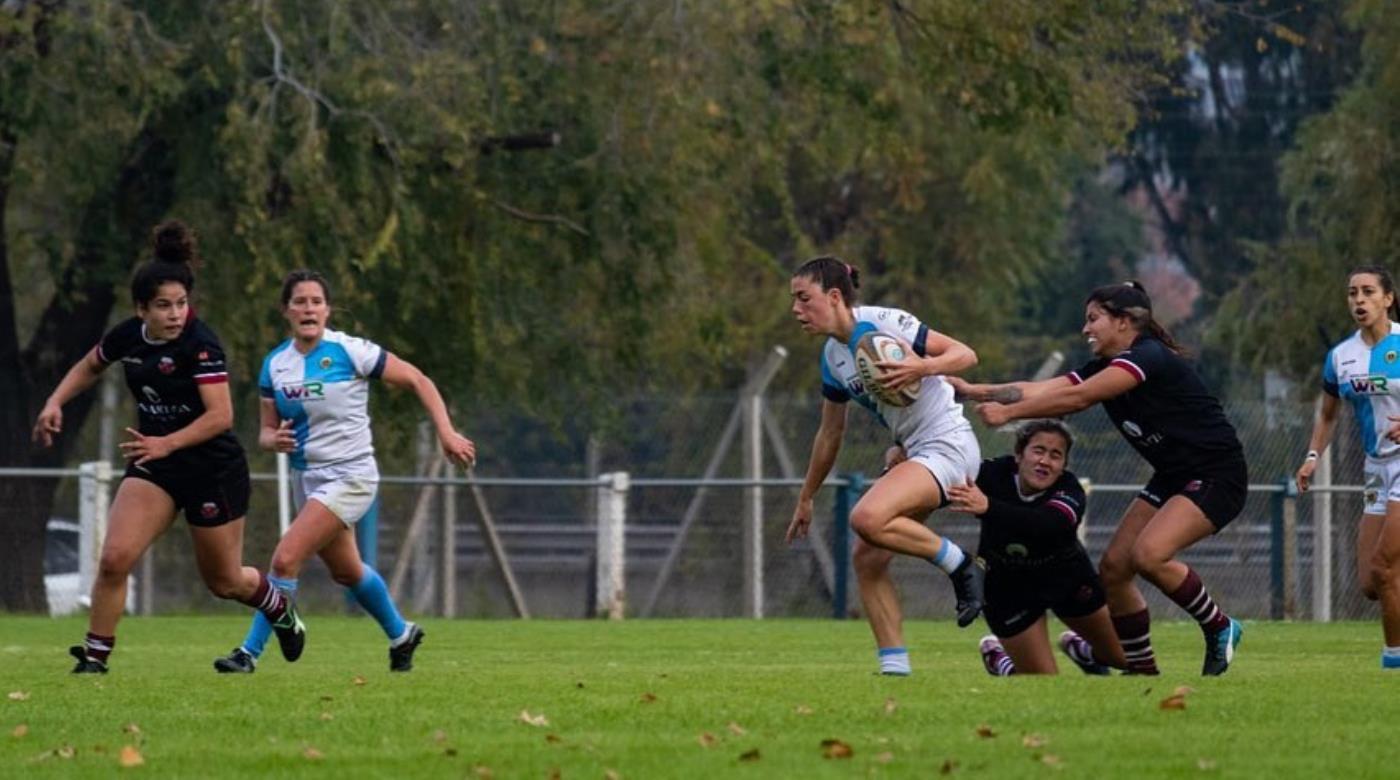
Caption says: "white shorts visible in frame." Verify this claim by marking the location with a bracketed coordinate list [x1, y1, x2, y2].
[904, 424, 981, 504]
[294, 455, 380, 526]
[1363, 456, 1400, 515]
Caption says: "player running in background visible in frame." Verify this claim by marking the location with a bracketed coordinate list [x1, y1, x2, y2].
[939, 420, 1127, 676]
[32, 221, 303, 673]
[1296, 266, 1400, 670]
[214, 269, 475, 674]
[786, 256, 985, 677]
[953, 281, 1245, 676]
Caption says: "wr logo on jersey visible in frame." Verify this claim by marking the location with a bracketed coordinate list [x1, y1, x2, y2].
[1349, 375, 1390, 395]
[281, 382, 326, 400]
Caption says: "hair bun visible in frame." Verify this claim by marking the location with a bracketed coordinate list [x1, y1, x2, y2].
[151, 219, 197, 265]
[847, 264, 861, 290]
[1123, 279, 1145, 291]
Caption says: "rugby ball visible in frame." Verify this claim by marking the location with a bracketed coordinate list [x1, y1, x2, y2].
[854, 332, 921, 407]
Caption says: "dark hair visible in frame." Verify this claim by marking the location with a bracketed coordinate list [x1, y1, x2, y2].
[1085, 280, 1185, 355]
[280, 269, 332, 307]
[792, 255, 860, 306]
[1014, 419, 1074, 460]
[131, 220, 196, 305]
[1348, 265, 1400, 322]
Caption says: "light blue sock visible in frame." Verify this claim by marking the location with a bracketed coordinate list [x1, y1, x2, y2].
[878, 646, 912, 676]
[1383, 646, 1400, 669]
[348, 564, 408, 643]
[928, 537, 967, 575]
[241, 576, 298, 659]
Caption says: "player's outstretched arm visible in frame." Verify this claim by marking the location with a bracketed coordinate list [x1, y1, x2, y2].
[1296, 392, 1341, 493]
[32, 347, 106, 447]
[788, 400, 847, 544]
[977, 365, 1140, 426]
[381, 354, 476, 468]
[946, 375, 1069, 405]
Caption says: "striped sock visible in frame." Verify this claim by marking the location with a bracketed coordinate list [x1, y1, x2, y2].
[243, 572, 291, 623]
[1167, 567, 1230, 634]
[1112, 608, 1160, 675]
[927, 537, 967, 575]
[878, 646, 912, 676]
[1383, 646, 1400, 669]
[83, 632, 115, 664]
[240, 575, 298, 659]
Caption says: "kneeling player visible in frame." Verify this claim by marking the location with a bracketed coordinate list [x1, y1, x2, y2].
[946, 420, 1127, 675]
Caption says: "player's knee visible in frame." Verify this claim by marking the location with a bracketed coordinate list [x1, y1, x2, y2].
[1098, 552, 1133, 588]
[96, 549, 136, 583]
[1128, 543, 1171, 579]
[270, 549, 304, 580]
[852, 541, 893, 575]
[204, 573, 245, 600]
[849, 506, 886, 542]
[1368, 549, 1400, 591]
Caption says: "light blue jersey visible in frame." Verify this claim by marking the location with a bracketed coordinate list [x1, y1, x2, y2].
[1325, 322, 1400, 459]
[259, 328, 387, 469]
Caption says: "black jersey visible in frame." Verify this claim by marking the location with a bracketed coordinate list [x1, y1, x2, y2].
[974, 455, 1086, 569]
[97, 316, 242, 465]
[1069, 335, 1242, 473]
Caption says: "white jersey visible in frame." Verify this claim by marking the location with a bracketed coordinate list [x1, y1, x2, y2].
[819, 305, 972, 446]
[259, 328, 387, 469]
[1324, 322, 1400, 460]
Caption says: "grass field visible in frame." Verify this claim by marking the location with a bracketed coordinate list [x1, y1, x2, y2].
[1, 617, 1398, 778]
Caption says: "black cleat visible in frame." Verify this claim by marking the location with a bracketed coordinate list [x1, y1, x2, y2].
[271, 601, 307, 662]
[213, 647, 257, 674]
[389, 623, 425, 672]
[949, 556, 986, 628]
[69, 645, 108, 674]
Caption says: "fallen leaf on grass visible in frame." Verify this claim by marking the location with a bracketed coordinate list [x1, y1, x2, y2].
[726, 721, 746, 736]
[639, 692, 657, 704]
[1159, 694, 1187, 711]
[738, 748, 761, 762]
[794, 704, 813, 716]
[119, 745, 144, 768]
[443, 747, 458, 757]
[875, 751, 894, 764]
[1040, 754, 1063, 767]
[940, 758, 959, 774]
[319, 695, 334, 702]
[472, 766, 493, 779]
[319, 712, 334, 722]
[575, 681, 585, 689]
[1021, 734, 1049, 749]
[432, 729, 447, 743]
[352, 676, 367, 687]
[975, 724, 996, 738]
[12, 724, 28, 738]
[303, 747, 324, 760]
[7, 691, 30, 701]
[820, 739, 853, 759]
[122, 723, 141, 735]
[604, 770, 621, 780]
[547, 768, 562, 780]
[883, 697, 898, 715]
[517, 710, 550, 727]
[697, 732, 718, 748]
[57, 745, 76, 759]
[1197, 758, 1217, 771]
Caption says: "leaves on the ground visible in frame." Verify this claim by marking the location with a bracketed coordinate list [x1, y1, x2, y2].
[1021, 734, 1049, 749]
[57, 745, 76, 759]
[1040, 753, 1063, 767]
[820, 738, 853, 759]
[738, 748, 761, 762]
[471, 766, 493, 779]
[940, 758, 959, 774]
[122, 723, 141, 735]
[319, 712, 334, 722]
[352, 676, 367, 687]
[875, 751, 894, 764]
[11, 724, 28, 738]
[517, 710, 550, 727]
[639, 692, 657, 704]
[604, 770, 621, 780]
[7, 691, 30, 701]
[975, 724, 996, 738]
[432, 729, 447, 743]
[319, 694, 334, 702]
[1198, 758, 1218, 771]
[726, 721, 746, 736]
[883, 697, 898, 715]
[1159, 692, 1188, 710]
[697, 732, 718, 748]
[302, 746, 324, 760]
[575, 681, 585, 689]
[443, 747, 458, 757]
[119, 744, 144, 768]
[547, 768, 562, 779]
[794, 704, 813, 716]
[545, 733, 563, 744]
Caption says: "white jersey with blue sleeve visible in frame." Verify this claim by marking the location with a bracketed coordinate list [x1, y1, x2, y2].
[1326, 322, 1400, 460]
[259, 328, 387, 469]
[819, 305, 972, 447]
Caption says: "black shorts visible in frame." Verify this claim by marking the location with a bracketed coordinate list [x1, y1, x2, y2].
[124, 452, 250, 528]
[983, 551, 1106, 639]
[1137, 455, 1248, 531]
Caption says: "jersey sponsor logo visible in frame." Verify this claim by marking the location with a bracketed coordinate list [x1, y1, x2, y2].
[138, 401, 193, 416]
[847, 378, 867, 397]
[1122, 420, 1144, 438]
[141, 385, 161, 404]
[157, 356, 176, 375]
[1348, 375, 1391, 395]
[281, 381, 326, 401]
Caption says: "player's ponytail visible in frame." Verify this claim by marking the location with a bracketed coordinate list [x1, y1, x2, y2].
[1349, 265, 1400, 323]
[132, 219, 198, 305]
[793, 255, 859, 306]
[1086, 280, 1188, 356]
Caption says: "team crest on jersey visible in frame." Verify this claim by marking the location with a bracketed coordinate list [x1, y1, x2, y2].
[157, 356, 176, 375]
[319, 356, 333, 370]
[1184, 480, 1203, 493]
[1366, 489, 1380, 506]
[1388, 350, 1399, 364]
[198, 350, 210, 360]
[200, 502, 219, 519]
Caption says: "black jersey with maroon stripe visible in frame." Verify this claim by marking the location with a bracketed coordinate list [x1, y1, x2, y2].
[1068, 335, 1242, 473]
[974, 455, 1086, 569]
[97, 316, 242, 464]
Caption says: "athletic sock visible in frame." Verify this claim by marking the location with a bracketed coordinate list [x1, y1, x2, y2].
[1167, 566, 1230, 634]
[83, 632, 115, 664]
[1113, 608, 1160, 675]
[348, 565, 408, 642]
[241, 575, 298, 659]
[927, 537, 967, 575]
[877, 646, 911, 676]
[1383, 646, 1400, 669]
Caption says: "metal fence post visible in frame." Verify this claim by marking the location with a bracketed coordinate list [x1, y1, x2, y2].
[831, 473, 864, 619]
[78, 461, 113, 606]
[1312, 443, 1333, 622]
[596, 471, 629, 620]
[1270, 478, 1298, 619]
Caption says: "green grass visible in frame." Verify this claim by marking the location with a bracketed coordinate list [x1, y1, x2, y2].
[1, 617, 1398, 778]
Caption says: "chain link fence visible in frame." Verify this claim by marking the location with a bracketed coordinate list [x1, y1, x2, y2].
[3, 397, 1370, 622]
